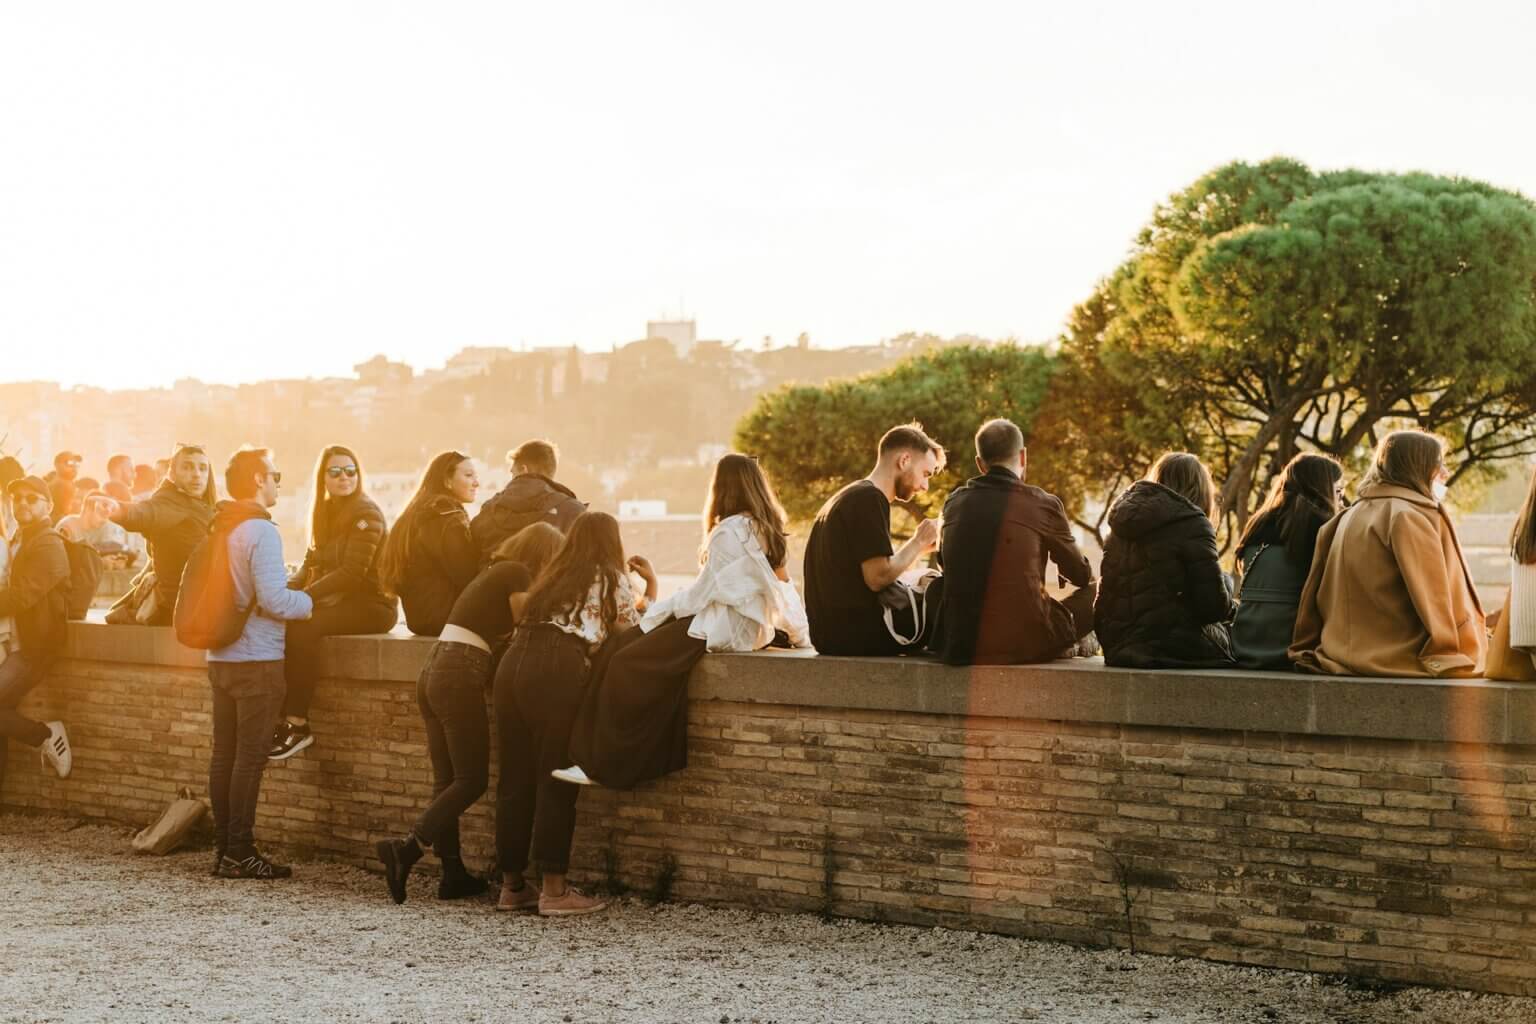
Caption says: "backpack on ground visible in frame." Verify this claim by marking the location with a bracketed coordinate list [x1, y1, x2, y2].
[61, 537, 103, 621]
[174, 526, 252, 650]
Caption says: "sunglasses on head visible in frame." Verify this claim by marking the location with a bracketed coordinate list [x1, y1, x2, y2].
[326, 465, 359, 479]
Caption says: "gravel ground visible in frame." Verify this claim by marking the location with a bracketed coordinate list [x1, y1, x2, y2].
[1, 814, 1531, 1024]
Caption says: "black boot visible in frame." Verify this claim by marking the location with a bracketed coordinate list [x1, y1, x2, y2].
[438, 856, 489, 900]
[376, 835, 422, 905]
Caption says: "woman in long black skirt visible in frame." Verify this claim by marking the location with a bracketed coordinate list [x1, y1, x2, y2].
[558, 453, 809, 790]
[493, 512, 656, 916]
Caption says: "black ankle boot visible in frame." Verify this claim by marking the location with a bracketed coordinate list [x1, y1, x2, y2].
[438, 857, 489, 900]
[376, 836, 422, 905]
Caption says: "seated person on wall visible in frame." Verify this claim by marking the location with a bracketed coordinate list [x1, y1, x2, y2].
[57, 489, 144, 570]
[268, 445, 398, 762]
[378, 451, 482, 637]
[1094, 452, 1236, 670]
[1230, 453, 1343, 671]
[469, 439, 586, 561]
[94, 444, 218, 625]
[930, 419, 1096, 666]
[104, 454, 136, 503]
[0, 475, 75, 799]
[1290, 430, 1485, 678]
[804, 423, 943, 656]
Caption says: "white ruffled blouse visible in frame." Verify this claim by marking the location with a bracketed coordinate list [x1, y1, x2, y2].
[641, 514, 810, 652]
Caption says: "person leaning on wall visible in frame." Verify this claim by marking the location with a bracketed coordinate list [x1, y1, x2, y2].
[1290, 430, 1485, 678]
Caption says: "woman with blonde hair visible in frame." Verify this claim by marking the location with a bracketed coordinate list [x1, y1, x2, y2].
[1094, 451, 1235, 668]
[554, 453, 809, 791]
[1291, 430, 1484, 677]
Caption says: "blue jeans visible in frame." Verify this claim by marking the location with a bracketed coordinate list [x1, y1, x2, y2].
[0, 651, 54, 800]
[207, 661, 285, 854]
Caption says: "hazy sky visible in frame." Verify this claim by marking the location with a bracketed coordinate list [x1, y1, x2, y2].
[2, 0, 1532, 389]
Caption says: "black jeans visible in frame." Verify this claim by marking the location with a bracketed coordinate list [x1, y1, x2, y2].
[208, 661, 286, 854]
[494, 626, 590, 877]
[413, 640, 492, 862]
[0, 651, 54, 799]
[283, 595, 398, 718]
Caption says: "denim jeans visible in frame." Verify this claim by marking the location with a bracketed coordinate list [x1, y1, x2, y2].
[0, 650, 55, 800]
[283, 596, 398, 718]
[413, 640, 492, 861]
[494, 626, 590, 876]
[207, 660, 286, 854]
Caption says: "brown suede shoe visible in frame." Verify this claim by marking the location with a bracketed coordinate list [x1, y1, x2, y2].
[497, 880, 541, 913]
[538, 886, 608, 917]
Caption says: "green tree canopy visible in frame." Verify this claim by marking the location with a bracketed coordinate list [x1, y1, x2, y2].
[734, 343, 1060, 526]
[1043, 158, 1536, 540]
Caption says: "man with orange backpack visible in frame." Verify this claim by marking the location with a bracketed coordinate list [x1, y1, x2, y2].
[191, 448, 313, 880]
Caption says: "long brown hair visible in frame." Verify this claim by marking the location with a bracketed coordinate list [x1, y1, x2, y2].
[491, 522, 564, 580]
[1236, 453, 1343, 564]
[307, 444, 367, 546]
[377, 450, 471, 597]
[1511, 468, 1536, 565]
[522, 511, 626, 632]
[1148, 452, 1216, 519]
[1360, 430, 1445, 498]
[702, 453, 789, 569]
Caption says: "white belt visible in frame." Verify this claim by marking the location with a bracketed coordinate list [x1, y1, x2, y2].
[438, 623, 490, 653]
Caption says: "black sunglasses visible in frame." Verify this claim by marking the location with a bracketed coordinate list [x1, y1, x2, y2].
[265, 471, 283, 485]
[13, 493, 47, 505]
[326, 466, 359, 479]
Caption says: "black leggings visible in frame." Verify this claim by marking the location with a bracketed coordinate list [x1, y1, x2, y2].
[412, 640, 492, 862]
[283, 595, 398, 718]
[493, 626, 590, 877]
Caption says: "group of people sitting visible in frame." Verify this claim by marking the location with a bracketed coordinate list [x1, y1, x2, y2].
[0, 417, 1521, 918]
[806, 419, 1498, 681]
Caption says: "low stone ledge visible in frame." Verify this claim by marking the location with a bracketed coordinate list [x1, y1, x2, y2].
[64, 620, 1536, 746]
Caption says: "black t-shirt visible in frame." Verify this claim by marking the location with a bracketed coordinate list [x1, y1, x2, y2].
[803, 480, 900, 656]
[445, 560, 533, 641]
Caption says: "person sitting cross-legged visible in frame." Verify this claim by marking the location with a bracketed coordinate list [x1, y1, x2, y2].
[930, 419, 1096, 666]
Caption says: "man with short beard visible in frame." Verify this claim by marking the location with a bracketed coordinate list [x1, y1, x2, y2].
[803, 423, 944, 656]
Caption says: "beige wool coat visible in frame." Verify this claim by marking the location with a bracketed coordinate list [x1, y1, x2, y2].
[1289, 482, 1485, 678]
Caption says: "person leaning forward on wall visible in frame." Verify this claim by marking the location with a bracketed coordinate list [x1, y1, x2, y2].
[0, 476, 75, 799]
[931, 419, 1097, 666]
[469, 439, 586, 562]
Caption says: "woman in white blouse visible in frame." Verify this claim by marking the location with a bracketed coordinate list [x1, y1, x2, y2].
[558, 453, 808, 791]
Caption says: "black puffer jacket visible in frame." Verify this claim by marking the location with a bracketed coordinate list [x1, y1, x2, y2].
[469, 474, 584, 560]
[0, 520, 71, 656]
[292, 493, 393, 607]
[1094, 480, 1235, 669]
[114, 481, 216, 623]
[397, 495, 480, 636]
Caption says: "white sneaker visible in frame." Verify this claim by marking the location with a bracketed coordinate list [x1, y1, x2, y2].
[41, 721, 72, 779]
[551, 765, 594, 786]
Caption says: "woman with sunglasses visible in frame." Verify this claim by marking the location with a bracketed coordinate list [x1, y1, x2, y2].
[97, 443, 218, 625]
[378, 451, 481, 638]
[268, 445, 398, 760]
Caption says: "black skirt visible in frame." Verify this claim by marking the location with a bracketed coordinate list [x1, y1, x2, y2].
[567, 616, 708, 789]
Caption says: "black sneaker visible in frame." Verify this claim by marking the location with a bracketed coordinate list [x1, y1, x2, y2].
[210, 845, 227, 877]
[376, 837, 421, 905]
[219, 850, 293, 880]
[268, 722, 314, 761]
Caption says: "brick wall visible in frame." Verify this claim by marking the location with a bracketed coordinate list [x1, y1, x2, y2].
[4, 623, 1536, 996]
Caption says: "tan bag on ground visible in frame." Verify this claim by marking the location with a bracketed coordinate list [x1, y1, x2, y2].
[132, 786, 207, 855]
[1486, 588, 1536, 682]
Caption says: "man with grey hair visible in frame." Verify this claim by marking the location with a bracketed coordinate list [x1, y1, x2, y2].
[931, 418, 1097, 665]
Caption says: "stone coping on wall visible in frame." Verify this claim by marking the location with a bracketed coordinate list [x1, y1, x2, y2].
[64, 619, 1536, 748]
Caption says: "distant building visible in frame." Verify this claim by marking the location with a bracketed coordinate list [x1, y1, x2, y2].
[646, 319, 697, 358]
